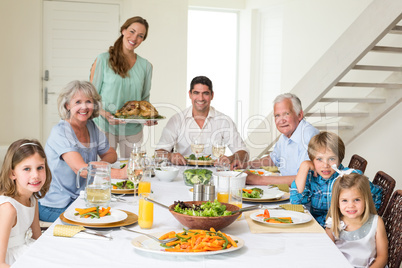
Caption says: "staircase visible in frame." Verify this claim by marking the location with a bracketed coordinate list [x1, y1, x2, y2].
[246, 0, 402, 159]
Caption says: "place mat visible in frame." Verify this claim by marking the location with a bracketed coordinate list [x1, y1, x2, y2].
[111, 188, 136, 195]
[244, 210, 325, 233]
[60, 210, 138, 228]
[271, 184, 289, 193]
[243, 192, 290, 203]
[279, 204, 304, 213]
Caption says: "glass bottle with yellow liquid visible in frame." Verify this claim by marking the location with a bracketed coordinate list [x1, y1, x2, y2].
[138, 193, 153, 229]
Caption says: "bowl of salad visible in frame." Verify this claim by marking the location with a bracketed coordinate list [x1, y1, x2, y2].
[183, 168, 213, 186]
[169, 200, 241, 230]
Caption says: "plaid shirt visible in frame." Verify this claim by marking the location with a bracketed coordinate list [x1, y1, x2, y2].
[290, 165, 382, 227]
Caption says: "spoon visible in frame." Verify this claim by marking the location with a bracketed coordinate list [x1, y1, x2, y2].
[235, 169, 248, 177]
[144, 197, 170, 210]
[231, 204, 263, 214]
[120, 227, 178, 243]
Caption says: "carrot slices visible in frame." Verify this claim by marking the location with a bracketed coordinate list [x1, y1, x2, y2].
[74, 206, 111, 218]
[159, 228, 238, 252]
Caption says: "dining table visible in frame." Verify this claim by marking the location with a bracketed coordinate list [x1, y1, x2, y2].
[12, 166, 352, 268]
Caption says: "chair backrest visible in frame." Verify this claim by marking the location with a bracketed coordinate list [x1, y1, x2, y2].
[373, 171, 396, 216]
[348, 154, 368, 173]
[382, 190, 402, 268]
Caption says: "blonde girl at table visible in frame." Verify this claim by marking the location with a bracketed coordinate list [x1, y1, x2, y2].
[0, 139, 51, 267]
[90, 16, 156, 158]
[325, 173, 388, 268]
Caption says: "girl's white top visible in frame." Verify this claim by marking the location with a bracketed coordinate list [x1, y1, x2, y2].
[331, 214, 378, 268]
[0, 195, 36, 265]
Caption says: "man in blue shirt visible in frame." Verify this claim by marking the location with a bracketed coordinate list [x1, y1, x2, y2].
[234, 93, 319, 186]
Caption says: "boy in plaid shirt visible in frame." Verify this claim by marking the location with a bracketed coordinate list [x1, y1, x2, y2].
[290, 132, 382, 227]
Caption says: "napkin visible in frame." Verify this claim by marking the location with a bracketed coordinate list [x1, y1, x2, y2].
[53, 224, 85, 237]
[53, 224, 112, 240]
[271, 184, 289, 192]
[244, 211, 325, 234]
[261, 166, 279, 173]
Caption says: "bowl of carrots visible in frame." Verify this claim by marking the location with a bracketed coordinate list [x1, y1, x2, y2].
[168, 201, 241, 231]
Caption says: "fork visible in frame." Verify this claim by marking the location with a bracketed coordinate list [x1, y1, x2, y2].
[120, 227, 178, 243]
[82, 229, 113, 240]
[111, 194, 127, 202]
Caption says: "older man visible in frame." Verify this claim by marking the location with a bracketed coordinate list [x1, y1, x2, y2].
[235, 93, 319, 186]
[156, 76, 248, 166]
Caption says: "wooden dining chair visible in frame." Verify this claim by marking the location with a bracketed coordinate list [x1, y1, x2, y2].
[382, 190, 402, 268]
[372, 171, 396, 216]
[39, 220, 53, 231]
[347, 154, 368, 173]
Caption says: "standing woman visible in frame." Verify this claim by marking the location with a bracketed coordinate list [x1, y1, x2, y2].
[90, 16, 155, 158]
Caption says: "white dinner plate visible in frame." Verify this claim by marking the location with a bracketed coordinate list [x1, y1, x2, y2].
[250, 209, 312, 227]
[64, 208, 128, 225]
[111, 178, 136, 194]
[131, 232, 244, 256]
[116, 116, 166, 124]
[111, 159, 128, 169]
[242, 186, 285, 201]
[185, 155, 214, 166]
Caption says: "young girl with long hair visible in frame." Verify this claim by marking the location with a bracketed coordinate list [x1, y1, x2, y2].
[326, 173, 388, 268]
[0, 139, 51, 267]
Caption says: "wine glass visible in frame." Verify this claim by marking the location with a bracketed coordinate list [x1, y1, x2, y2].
[154, 151, 169, 169]
[212, 138, 225, 159]
[212, 137, 226, 171]
[191, 138, 204, 169]
[127, 152, 144, 205]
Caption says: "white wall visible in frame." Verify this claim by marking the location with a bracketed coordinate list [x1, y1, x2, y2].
[280, 0, 374, 91]
[346, 103, 402, 190]
[0, 0, 42, 145]
[120, 0, 188, 154]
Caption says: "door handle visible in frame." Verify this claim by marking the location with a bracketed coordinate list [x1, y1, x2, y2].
[44, 87, 56, 104]
[43, 70, 49, 81]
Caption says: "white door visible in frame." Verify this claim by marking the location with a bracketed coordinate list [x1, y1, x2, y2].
[42, 1, 119, 142]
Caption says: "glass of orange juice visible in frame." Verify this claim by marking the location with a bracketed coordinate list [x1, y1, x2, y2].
[217, 175, 230, 203]
[138, 170, 152, 194]
[138, 193, 153, 229]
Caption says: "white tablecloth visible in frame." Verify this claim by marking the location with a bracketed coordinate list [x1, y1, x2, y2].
[12, 168, 352, 268]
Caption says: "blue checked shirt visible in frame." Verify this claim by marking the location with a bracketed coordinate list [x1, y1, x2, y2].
[290, 164, 382, 227]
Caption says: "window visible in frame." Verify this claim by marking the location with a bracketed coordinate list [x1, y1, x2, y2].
[187, 9, 238, 122]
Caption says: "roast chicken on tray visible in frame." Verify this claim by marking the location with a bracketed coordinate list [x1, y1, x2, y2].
[114, 100, 159, 118]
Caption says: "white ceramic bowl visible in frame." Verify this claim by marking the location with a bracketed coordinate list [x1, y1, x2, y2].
[212, 171, 247, 191]
[155, 167, 179, 182]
